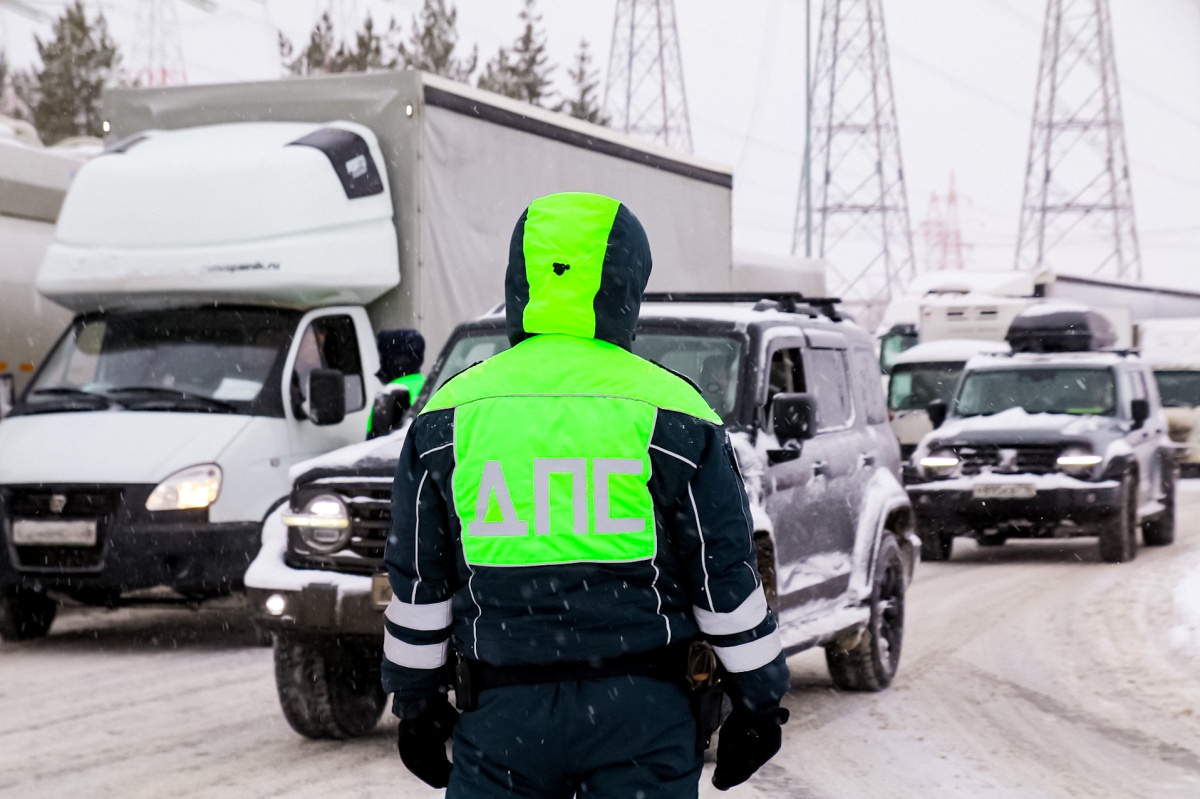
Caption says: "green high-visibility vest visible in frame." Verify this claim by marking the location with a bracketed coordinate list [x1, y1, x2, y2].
[422, 334, 719, 568]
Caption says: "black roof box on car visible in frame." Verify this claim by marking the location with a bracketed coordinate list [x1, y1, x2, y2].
[1006, 304, 1117, 353]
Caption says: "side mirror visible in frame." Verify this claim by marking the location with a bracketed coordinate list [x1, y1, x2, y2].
[927, 399, 948, 429]
[368, 385, 411, 440]
[1131, 398, 1150, 430]
[773, 392, 818, 442]
[0, 373, 12, 420]
[306, 368, 346, 426]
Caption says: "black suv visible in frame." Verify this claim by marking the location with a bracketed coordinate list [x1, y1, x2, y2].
[908, 345, 1176, 564]
[245, 295, 918, 739]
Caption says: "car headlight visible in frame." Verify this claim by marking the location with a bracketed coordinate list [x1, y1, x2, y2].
[282, 494, 352, 553]
[1057, 447, 1102, 477]
[146, 464, 222, 511]
[919, 448, 960, 478]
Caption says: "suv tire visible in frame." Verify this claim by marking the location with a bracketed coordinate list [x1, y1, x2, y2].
[825, 535, 905, 691]
[1143, 463, 1176, 547]
[1099, 476, 1138, 563]
[918, 526, 953, 562]
[0, 589, 57, 642]
[274, 635, 386, 739]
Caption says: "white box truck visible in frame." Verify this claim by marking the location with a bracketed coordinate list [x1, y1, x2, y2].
[1137, 317, 1200, 476]
[0, 71, 778, 640]
[0, 118, 98, 408]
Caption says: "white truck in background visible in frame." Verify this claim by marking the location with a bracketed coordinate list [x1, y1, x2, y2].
[0, 117, 99, 408]
[0, 71, 809, 640]
[1137, 318, 1200, 476]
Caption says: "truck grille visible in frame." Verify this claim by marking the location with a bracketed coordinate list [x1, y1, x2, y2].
[286, 478, 393, 575]
[5, 486, 122, 572]
[958, 445, 1060, 476]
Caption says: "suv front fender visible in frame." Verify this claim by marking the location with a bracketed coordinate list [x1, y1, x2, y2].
[849, 468, 917, 604]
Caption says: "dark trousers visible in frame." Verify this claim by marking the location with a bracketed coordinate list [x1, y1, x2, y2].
[448, 675, 703, 798]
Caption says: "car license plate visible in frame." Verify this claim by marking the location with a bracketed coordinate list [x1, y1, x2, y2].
[972, 483, 1036, 500]
[12, 519, 97, 546]
[371, 573, 393, 609]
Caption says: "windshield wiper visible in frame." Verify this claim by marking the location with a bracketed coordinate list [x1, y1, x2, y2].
[103, 387, 238, 412]
[29, 387, 113, 405]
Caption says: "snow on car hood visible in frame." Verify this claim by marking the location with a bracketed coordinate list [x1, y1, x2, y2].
[288, 419, 411, 482]
[0, 411, 253, 485]
[935, 407, 1113, 442]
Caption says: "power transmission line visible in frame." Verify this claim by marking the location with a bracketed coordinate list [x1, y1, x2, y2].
[1016, 0, 1141, 280]
[604, 0, 693, 153]
[794, 0, 916, 325]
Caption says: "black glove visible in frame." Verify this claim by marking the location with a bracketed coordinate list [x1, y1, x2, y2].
[397, 698, 459, 788]
[711, 707, 790, 791]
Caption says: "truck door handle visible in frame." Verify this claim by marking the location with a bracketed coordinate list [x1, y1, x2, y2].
[812, 461, 829, 477]
[859, 453, 875, 468]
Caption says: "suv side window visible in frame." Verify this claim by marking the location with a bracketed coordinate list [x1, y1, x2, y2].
[291, 315, 365, 417]
[807, 349, 853, 430]
[849, 345, 888, 425]
[1121, 367, 1145, 416]
[765, 346, 806, 429]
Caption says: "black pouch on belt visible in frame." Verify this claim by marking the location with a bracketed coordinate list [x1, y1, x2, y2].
[686, 640, 731, 753]
[453, 651, 481, 712]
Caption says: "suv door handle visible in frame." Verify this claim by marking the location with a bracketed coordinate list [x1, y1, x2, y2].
[859, 453, 876, 468]
[812, 461, 829, 477]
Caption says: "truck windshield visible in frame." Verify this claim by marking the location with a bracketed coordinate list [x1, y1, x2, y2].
[956, 367, 1117, 417]
[1154, 371, 1200, 408]
[425, 329, 744, 423]
[888, 362, 965, 411]
[24, 308, 299, 414]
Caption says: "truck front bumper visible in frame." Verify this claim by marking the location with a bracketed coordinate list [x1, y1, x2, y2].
[907, 476, 1122, 537]
[247, 582, 385, 637]
[0, 484, 260, 599]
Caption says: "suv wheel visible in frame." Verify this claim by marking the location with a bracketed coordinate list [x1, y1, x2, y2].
[755, 534, 778, 605]
[274, 634, 386, 739]
[918, 525, 953, 562]
[0, 589, 57, 642]
[1098, 475, 1138, 563]
[825, 535, 905, 691]
[1143, 463, 1176, 547]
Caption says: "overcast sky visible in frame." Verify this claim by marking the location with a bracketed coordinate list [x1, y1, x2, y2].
[4, 0, 1199, 291]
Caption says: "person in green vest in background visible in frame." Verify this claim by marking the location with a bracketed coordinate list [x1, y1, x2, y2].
[381, 192, 790, 797]
[367, 329, 425, 437]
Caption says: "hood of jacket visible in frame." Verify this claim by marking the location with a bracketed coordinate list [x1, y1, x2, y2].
[504, 192, 652, 350]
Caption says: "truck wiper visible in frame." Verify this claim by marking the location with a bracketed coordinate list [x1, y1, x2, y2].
[103, 386, 238, 412]
[29, 387, 113, 405]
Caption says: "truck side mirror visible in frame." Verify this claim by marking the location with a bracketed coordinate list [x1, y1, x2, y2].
[306, 368, 346, 426]
[773, 392, 818, 442]
[368, 385, 411, 440]
[0, 374, 12, 420]
[927, 399, 948, 429]
[1130, 398, 1150, 430]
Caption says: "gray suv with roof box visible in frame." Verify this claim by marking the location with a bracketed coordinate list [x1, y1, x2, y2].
[243, 294, 919, 739]
[908, 306, 1176, 563]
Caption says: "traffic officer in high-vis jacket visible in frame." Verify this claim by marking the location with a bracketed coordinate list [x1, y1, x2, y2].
[381, 192, 790, 796]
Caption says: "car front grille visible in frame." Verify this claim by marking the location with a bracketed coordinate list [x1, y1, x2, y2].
[5, 486, 122, 571]
[957, 445, 1060, 476]
[286, 478, 393, 575]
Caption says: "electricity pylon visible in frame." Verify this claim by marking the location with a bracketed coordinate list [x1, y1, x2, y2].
[604, 0, 693, 153]
[1016, 0, 1141, 281]
[794, 0, 915, 324]
[129, 0, 216, 87]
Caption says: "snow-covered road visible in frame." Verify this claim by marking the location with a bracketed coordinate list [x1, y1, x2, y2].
[5, 486, 1200, 798]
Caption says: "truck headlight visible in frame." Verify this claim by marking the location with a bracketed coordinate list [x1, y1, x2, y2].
[1057, 448, 1102, 477]
[283, 494, 351, 553]
[919, 448, 960, 478]
[146, 464, 222, 511]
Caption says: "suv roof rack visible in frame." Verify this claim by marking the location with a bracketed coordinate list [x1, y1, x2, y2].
[642, 292, 843, 321]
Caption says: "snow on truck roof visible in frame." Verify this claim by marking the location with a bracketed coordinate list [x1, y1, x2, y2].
[964, 350, 1136, 370]
[893, 339, 1010, 365]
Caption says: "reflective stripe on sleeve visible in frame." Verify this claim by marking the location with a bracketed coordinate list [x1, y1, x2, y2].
[383, 630, 449, 670]
[692, 586, 769, 636]
[712, 628, 782, 673]
[384, 596, 453, 631]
